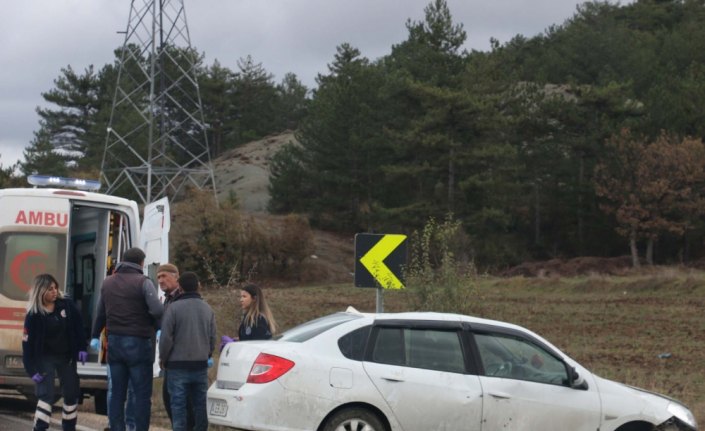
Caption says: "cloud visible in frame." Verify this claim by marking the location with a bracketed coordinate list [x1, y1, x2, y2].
[0, 0, 632, 165]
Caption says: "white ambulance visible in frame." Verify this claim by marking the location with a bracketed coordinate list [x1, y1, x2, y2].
[0, 175, 169, 414]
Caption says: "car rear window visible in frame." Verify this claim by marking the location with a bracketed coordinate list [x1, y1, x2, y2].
[338, 325, 371, 360]
[278, 312, 363, 342]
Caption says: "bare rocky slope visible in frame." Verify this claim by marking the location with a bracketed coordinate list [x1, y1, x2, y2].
[212, 131, 354, 285]
[213, 131, 295, 212]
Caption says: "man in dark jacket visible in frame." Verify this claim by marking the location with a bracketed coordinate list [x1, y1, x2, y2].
[91, 247, 163, 431]
[159, 272, 216, 431]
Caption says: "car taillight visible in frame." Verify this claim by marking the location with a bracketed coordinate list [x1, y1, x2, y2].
[246, 353, 295, 384]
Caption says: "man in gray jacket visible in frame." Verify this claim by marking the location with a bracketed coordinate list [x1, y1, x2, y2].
[159, 271, 216, 431]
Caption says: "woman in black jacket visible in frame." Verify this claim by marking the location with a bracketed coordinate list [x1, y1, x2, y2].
[22, 273, 87, 431]
[237, 284, 277, 340]
[220, 284, 278, 350]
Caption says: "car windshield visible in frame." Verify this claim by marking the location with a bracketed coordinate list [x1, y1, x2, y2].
[277, 312, 363, 342]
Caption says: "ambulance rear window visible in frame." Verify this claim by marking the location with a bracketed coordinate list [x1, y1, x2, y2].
[0, 233, 67, 301]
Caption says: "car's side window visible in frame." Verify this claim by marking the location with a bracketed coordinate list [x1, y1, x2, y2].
[372, 327, 405, 365]
[474, 332, 568, 386]
[371, 327, 465, 373]
[338, 325, 372, 360]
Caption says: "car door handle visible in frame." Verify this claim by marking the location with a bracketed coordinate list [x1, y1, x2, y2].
[488, 391, 511, 400]
[380, 375, 405, 382]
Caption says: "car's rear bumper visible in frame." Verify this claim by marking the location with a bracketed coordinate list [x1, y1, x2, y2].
[207, 381, 324, 431]
[0, 374, 33, 387]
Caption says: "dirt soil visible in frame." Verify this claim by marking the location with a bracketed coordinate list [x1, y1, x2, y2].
[502, 255, 636, 277]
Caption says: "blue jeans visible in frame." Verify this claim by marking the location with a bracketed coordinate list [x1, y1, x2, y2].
[164, 369, 195, 429]
[107, 334, 154, 431]
[107, 364, 136, 431]
[167, 368, 208, 431]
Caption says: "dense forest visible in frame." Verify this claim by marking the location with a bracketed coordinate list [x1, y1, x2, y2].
[4, 0, 705, 269]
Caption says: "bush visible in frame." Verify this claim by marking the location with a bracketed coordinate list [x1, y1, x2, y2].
[170, 189, 315, 287]
[406, 215, 478, 315]
[268, 214, 315, 276]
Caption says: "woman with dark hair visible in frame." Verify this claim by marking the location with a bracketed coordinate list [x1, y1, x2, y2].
[22, 273, 87, 431]
[220, 284, 277, 350]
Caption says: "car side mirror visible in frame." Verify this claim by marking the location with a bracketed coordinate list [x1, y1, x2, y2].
[568, 366, 588, 390]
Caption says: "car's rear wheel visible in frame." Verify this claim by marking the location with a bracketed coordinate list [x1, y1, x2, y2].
[322, 407, 386, 431]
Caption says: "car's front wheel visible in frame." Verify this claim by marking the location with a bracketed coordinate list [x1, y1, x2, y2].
[322, 407, 387, 431]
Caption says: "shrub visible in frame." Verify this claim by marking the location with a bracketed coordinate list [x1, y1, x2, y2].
[170, 189, 315, 287]
[268, 214, 315, 276]
[406, 214, 478, 315]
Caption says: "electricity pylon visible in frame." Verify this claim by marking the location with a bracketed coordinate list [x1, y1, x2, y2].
[101, 0, 216, 204]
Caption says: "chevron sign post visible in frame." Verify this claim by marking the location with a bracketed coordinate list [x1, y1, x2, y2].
[354, 233, 407, 312]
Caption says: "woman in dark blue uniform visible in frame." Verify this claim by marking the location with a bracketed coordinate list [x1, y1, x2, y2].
[238, 284, 277, 340]
[220, 284, 277, 349]
[22, 273, 88, 431]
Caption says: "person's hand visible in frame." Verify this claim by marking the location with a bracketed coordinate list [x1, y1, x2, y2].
[220, 335, 234, 352]
[31, 373, 44, 383]
[78, 351, 88, 365]
[89, 338, 100, 351]
[207, 357, 214, 368]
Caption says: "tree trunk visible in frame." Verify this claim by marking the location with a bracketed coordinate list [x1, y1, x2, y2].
[448, 145, 455, 213]
[682, 231, 689, 264]
[646, 237, 654, 265]
[630, 227, 640, 268]
[577, 155, 585, 254]
[534, 180, 541, 245]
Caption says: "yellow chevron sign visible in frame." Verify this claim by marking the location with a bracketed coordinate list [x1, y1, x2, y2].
[355, 234, 407, 289]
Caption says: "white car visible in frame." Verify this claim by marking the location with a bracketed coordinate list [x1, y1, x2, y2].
[207, 308, 698, 431]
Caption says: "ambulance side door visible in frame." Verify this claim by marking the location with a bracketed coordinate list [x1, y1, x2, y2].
[141, 197, 170, 278]
[140, 197, 170, 377]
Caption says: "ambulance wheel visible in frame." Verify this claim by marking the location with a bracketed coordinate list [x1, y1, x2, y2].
[94, 389, 108, 415]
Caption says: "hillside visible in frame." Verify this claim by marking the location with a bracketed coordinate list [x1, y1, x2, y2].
[211, 131, 355, 285]
[212, 131, 296, 212]
[209, 132, 641, 282]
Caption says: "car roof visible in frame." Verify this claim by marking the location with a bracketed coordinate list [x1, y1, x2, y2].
[347, 308, 524, 332]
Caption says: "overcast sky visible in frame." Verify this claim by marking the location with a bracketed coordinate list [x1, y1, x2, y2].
[0, 0, 631, 168]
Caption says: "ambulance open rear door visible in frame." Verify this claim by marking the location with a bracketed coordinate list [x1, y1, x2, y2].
[140, 197, 170, 377]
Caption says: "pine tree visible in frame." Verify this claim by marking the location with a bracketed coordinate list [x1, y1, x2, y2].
[377, 0, 473, 227]
[270, 43, 387, 230]
[0, 159, 21, 188]
[232, 55, 278, 144]
[275, 73, 308, 131]
[199, 60, 236, 157]
[21, 128, 69, 177]
[36, 65, 102, 166]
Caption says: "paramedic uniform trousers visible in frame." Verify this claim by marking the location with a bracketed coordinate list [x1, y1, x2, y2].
[33, 354, 79, 431]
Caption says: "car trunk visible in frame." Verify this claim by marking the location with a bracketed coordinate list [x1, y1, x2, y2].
[215, 341, 280, 389]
